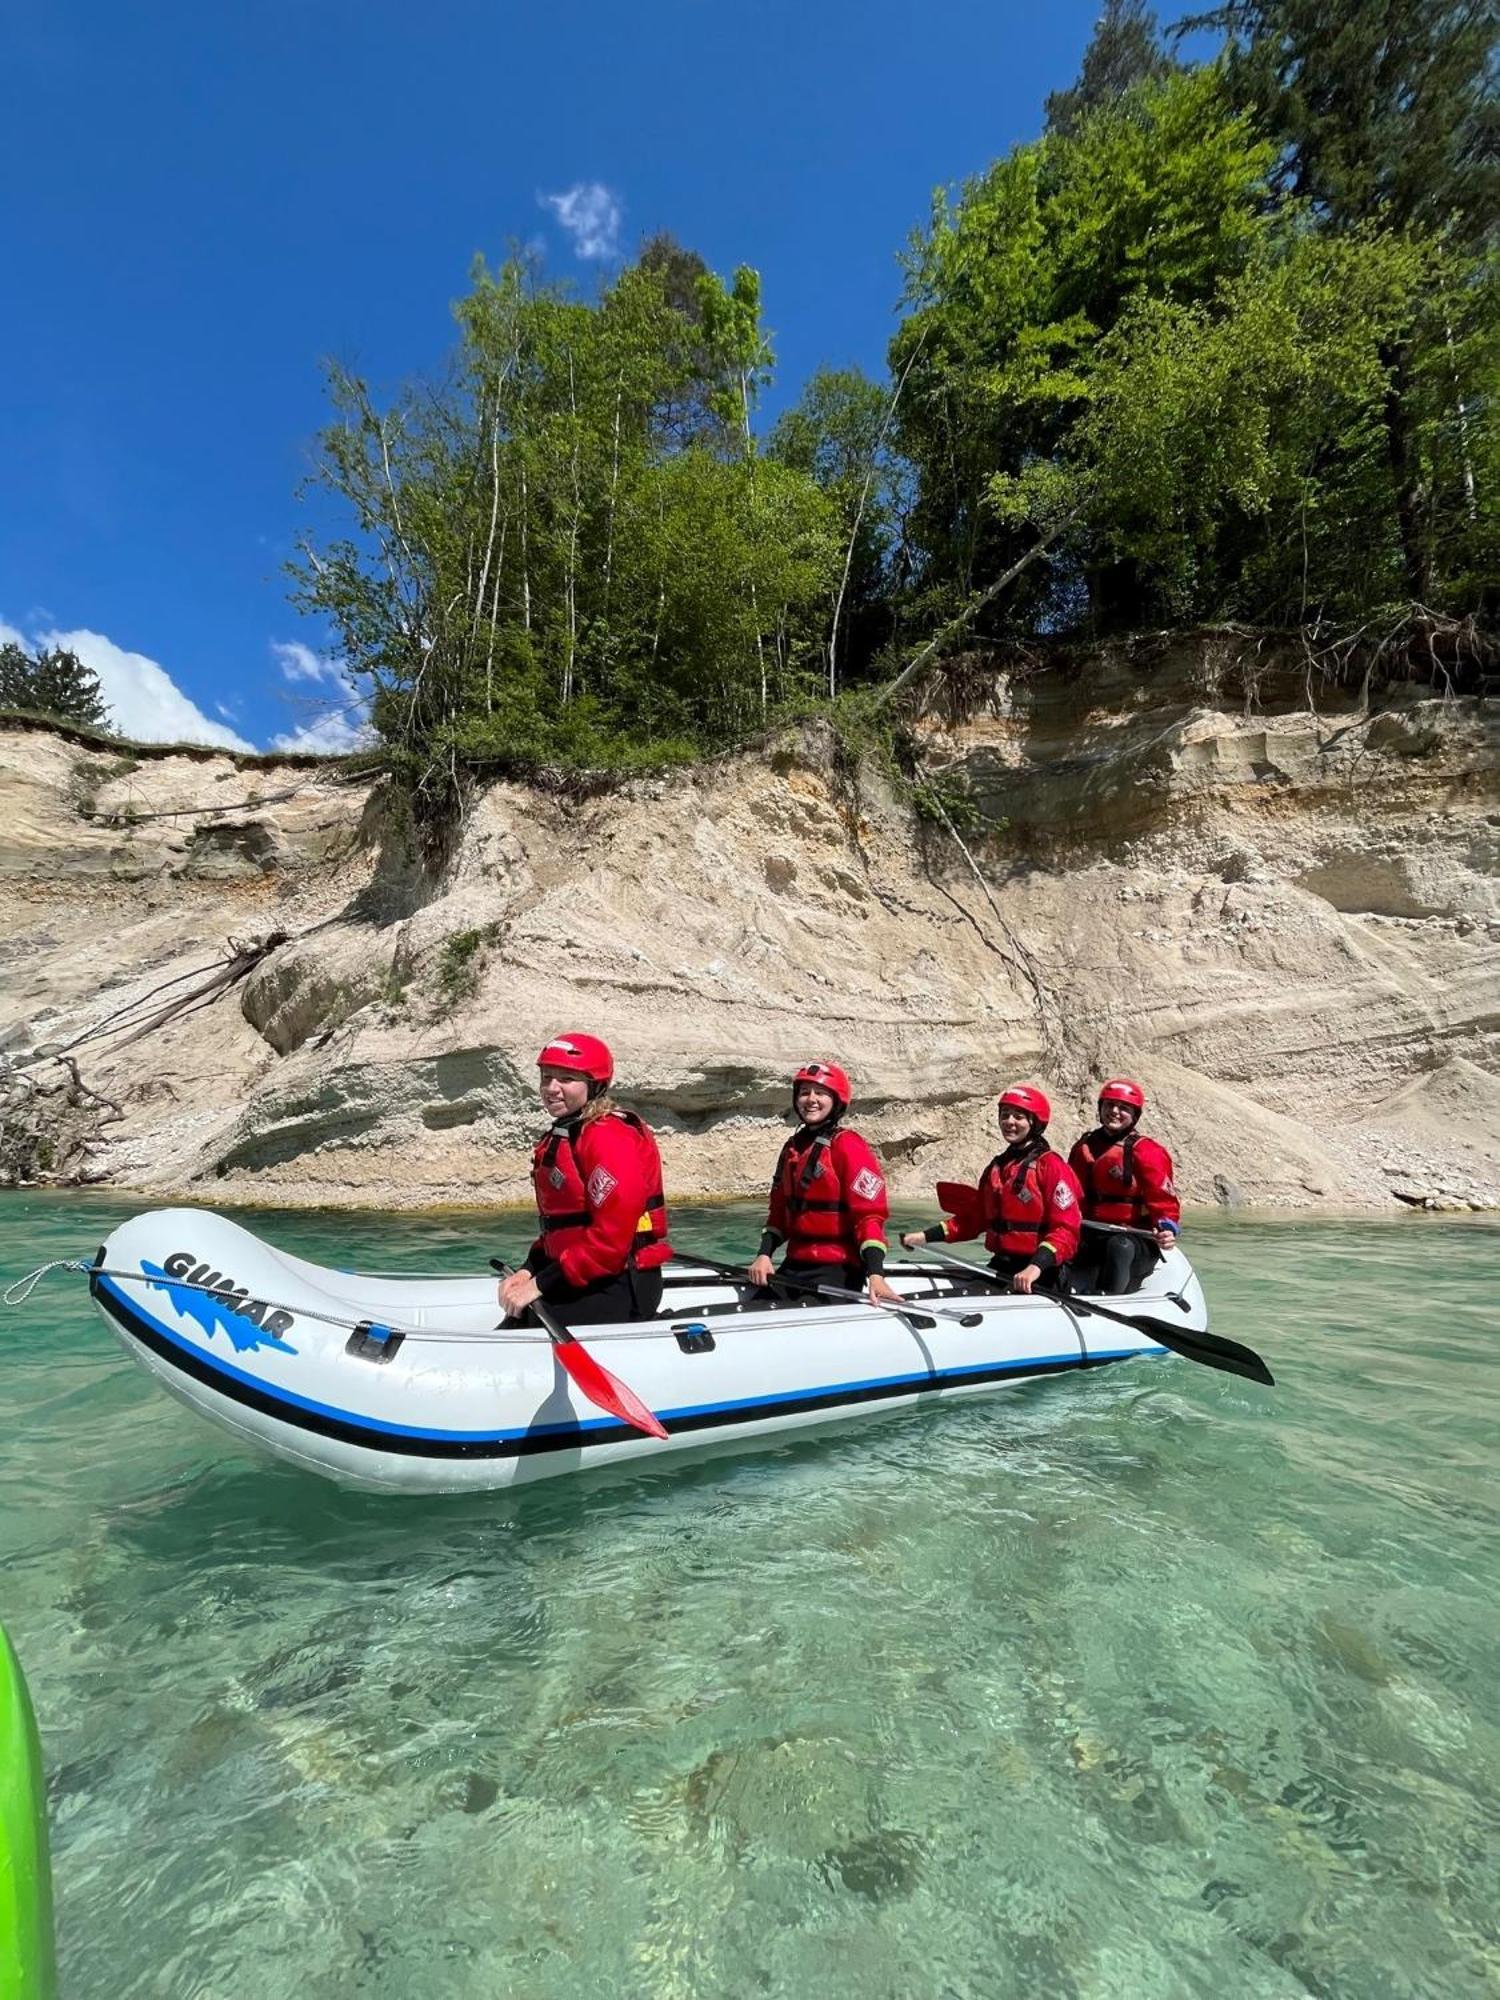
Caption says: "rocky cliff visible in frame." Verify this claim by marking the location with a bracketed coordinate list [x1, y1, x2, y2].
[2, 634, 1497, 1216]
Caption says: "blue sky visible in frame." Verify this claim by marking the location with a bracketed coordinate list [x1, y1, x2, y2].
[3, 0, 1129, 752]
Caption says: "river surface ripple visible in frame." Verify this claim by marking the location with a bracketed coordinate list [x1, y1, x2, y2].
[2, 1195, 1497, 1999]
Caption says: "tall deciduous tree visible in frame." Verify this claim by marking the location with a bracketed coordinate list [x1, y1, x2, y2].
[769, 366, 912, 690]
[892, 68, 1276, 626]
[291, 248, 840, 820]
[1186, 0, 1498, 600]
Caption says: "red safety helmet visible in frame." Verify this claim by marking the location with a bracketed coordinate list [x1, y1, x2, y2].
[537, 1033, 614, 1094]
[998, 1084, 1051, 1128]
[793, 1060, 851, 1116]
[1098, 1077, 1145, 1114]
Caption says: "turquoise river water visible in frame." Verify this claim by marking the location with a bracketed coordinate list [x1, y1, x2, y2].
[1, 1193, 1497, 1999]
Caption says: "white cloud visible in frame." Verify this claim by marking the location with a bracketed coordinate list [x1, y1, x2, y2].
[271, 639, 344, 685]
[540, 181, 623, 261]
[270, 703, 376, 756]
[32, 624, 255, 751]
[0, 617, 27, 649]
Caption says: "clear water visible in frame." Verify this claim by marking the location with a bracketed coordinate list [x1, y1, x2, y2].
[2, 1193, 1497, 2000]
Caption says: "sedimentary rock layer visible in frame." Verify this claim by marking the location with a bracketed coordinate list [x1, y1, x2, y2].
[2, 639, 1495, 1214]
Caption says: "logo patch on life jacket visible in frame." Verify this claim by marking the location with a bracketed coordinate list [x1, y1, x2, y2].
[549, 1165, 566, 1189]
[1054, 1184, 1074, 1209]
[1108, 1160, 1128, 1181]
[587, 1166, 618, 1205]
[851, 1167, 884, 1200]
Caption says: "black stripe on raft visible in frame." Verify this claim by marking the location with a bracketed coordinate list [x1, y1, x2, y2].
[92, 1271, 1115, 1461]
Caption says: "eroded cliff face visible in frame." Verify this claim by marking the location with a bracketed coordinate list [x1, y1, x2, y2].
[2, 636, 1497, 1216]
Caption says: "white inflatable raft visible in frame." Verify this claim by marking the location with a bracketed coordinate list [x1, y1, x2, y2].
[88, 1208, 1208, 1493]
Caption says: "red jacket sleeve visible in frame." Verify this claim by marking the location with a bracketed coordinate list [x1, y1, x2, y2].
[833, 1131, 889, 1248]
[1037, 1155, 1082, 1266]
[551, 1118, 655, 1289]
[1133, 1137, 1181, 1228]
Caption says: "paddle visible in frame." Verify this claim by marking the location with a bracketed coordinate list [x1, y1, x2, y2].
[491, 1262, 668, 1440]
[894, 1243, 1274, 1387]
[934, 1180, 982, 1231]
[809, 1280, 981, 1330]
[671, 1251, 982, 1331]
[1081, 1217, 1162, 1243]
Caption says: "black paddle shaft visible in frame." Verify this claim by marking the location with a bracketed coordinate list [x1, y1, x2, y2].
[891, 1248, 1274, 1388]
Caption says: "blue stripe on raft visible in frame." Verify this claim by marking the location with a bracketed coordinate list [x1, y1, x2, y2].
[95, 1274, 1166, 1446]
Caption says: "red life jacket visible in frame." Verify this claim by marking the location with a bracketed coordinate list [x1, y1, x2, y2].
[532, 1109, 671, 1276]
[771, 1127, 888, 1268]
[979, 1145, 1080, 1262]
[1070, 1130, 1178, 1230]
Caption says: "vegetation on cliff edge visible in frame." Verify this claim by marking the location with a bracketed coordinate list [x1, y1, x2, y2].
[291, 0, 1496, 835]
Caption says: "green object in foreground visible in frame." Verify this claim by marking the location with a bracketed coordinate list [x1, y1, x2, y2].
[0, 1624, 57, 2000]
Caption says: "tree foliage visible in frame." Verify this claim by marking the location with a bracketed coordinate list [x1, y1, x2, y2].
[0, 642, 111, 729]
[292, 3, 1497, 810]
[1045, 0, 1180, 136]
[887, 11, 1495, 638]
[1188, 0, 1498, 242]
[769, 366, 912, 689]
[292, 251, 841, 819]
[891, 68, 1278, 624]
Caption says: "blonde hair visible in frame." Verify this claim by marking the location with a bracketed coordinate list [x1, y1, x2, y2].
[579, 1091, 617, 1125]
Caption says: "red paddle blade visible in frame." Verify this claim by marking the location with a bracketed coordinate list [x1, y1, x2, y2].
[555, 1338, 669, 1441]
[935, 1180, 981, 1230]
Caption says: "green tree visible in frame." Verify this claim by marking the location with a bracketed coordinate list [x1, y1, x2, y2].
[0, 641, 111, 727]
[891, 68, 1277, 626]
[1186, 0, 1498, 600]
[769, 366, 911, 690]
[291, 248, 841, 828]
[1045, 0, 1179, 136]
[1189, 0, 1497, 240]
[995, 226, 1497, 624]
[0, 641, 35, 710]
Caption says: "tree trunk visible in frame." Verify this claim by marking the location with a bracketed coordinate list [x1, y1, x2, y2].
[1380, 341, 1433, 603]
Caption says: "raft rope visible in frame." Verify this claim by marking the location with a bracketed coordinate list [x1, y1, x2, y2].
[5, 1255, 1067, 1352]
[3, 1258, 92, 1306]
[7, 1258, 934, 1347]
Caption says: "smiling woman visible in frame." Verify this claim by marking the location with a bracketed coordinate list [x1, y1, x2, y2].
[498, 1033, 675, 1331]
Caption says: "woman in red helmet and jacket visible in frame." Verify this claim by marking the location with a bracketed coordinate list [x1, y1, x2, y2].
[900, 1085, 1082, 1294]
[746, 1061, 905, 1309]
[1067, 1077, 1180, 1295]
[497, 1033, 674, 1327]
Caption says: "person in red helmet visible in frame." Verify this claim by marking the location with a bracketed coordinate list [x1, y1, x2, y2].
[1067, 1077, 1180, 1295]
[900, 1084, 1081, 1294]
[497, 1034, 674, 1327]
[746, 1061, 905, 1309]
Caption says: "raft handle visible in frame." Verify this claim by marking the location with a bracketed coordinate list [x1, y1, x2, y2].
[672, 1322, 715, 1355]
[346, 1320, 406, 1364]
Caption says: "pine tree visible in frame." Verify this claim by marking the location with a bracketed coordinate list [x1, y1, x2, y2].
[1190, 0, 1497, 241]
[0, 641, 35, 710]
[26, 647, 111, 728]
[1045, 0, 1179, 136]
